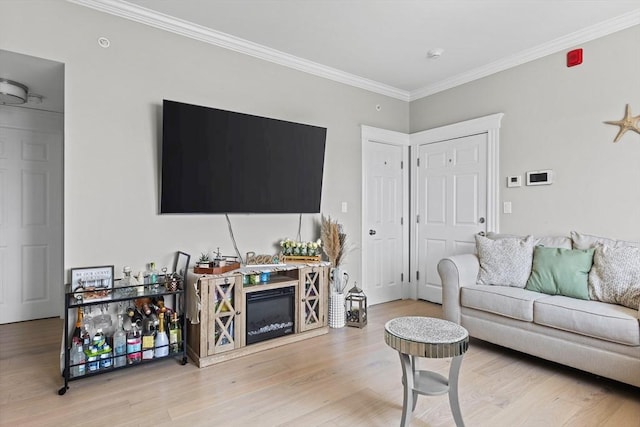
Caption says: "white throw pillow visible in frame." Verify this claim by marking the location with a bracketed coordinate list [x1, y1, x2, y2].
[476, 234, 535, 288]
[486, 232, 571, 249]
[588, 245, 640, 310]
[571, 231, 640, 250]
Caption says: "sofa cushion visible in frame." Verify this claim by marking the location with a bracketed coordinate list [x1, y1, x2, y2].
[571, 231, 640, 250]
[487, 232, 571, 249]
[589, 245, 640, 310]
[534, 295, 640, 346]
[461, 285, 547, 321]
[476, 234, 535, 288]
[525, 246, 594, 300]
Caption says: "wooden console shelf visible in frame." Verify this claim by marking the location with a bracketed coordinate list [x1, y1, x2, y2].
[187, 264, 329, 368]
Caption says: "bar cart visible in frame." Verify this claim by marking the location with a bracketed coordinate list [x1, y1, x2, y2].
[58, 252, 190, 395]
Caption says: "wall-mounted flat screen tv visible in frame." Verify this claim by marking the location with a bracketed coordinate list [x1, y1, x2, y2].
[161, 100, 327, 214]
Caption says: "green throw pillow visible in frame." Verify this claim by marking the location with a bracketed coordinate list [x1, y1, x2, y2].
[525, 246, 594, 299]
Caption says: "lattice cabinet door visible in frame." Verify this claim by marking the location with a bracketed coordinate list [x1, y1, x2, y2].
[207, 276, 242, 355]
[299, 267, 326, 331]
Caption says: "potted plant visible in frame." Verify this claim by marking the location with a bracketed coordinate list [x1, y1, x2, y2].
[197, 252, 211, 268]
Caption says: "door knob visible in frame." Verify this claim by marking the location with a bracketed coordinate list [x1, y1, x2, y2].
[478, 231, 486, 237]
[369, 229, 376, 235]
[479, 217, 485, 224]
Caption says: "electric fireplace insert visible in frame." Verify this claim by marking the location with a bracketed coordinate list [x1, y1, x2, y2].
[245, 286, 295, 345]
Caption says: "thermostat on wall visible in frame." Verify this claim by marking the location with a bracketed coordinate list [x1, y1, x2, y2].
[507, 176, 522, 188]
[526, 170, 553, 186]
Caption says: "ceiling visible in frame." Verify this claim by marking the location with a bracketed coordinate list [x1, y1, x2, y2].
[80, 0, 640, 100]
[2, 1, 639, 112]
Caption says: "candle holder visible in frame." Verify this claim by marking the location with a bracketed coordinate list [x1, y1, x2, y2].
[345, 283, 367, 328]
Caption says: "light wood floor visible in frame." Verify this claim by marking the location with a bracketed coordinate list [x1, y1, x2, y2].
[1, 300, 638, 427]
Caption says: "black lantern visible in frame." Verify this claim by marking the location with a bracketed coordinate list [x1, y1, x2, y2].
[345, 283, 367, 328]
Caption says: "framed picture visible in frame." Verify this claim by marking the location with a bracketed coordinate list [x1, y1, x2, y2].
[70, 265, 114, 302]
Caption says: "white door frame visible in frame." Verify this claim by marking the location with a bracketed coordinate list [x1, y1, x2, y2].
[409, 113, 503, 298]
[361, 125, 410, 301]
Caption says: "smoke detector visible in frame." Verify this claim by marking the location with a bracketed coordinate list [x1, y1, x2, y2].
[427, 48, 444, 59]
[0, 78, 28, 104]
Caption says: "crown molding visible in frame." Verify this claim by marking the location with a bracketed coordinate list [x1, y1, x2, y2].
[409, 9, 640, 101]
[67, 0, 411, 101]
[68, 1, 638, 104]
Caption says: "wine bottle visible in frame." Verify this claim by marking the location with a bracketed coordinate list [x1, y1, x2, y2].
[72, 307, 84, 344]
[154, 312, 169, 358]
[113, 316, 127, 367]
[80, 321, 91, 351]
[141, 317, 155, 360]
[169, 312, 182, 353]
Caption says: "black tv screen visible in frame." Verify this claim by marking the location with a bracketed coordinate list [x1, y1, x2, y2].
[161, 100, 327, 214]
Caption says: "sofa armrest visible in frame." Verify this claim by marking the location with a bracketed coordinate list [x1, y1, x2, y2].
[437, 254, 480, 324]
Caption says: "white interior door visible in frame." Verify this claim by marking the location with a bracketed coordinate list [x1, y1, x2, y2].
[361, 126, 409, 305]
[0, 107, 63, 323]
[411, 113, 503, 303]
[416, 133, 488, 303]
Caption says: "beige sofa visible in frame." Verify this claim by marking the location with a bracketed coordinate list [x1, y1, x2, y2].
[437, 232, 640, 388]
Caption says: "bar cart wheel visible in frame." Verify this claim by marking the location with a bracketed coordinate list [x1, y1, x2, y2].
[58, 386, 68, 395]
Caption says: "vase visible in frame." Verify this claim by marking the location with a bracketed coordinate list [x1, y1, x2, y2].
[328, 291, 345, 328]
[330, 267, 349, 293]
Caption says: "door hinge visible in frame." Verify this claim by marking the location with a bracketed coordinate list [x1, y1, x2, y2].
[417, 158, 420, 167]
[401, 160, 403, 169]
[416, 271, 419, 281]
[416, 214, 420, 223]
[401, 273, 404, 282]
[400, 217, 403, 225]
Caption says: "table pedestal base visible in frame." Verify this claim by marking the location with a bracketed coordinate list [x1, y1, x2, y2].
[398, 353, 465, 427]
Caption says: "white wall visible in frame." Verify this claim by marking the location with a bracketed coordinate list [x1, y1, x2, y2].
[410, 25, 640, 241]
[0, 1, 409, 284]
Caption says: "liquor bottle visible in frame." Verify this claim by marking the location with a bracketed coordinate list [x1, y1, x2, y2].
[70, 341, 86, 377]
[135, 271, 145, 295]
[126, 323, 142, 364]
[147, 262, 159, 293]
[113, 316, 127, 367]
[169, 312, 182, 353]
[154, 312, 169, 358]
[72, 307, 84, 344]
[149, 262, 158, 284]
[119, 266, 137, 297]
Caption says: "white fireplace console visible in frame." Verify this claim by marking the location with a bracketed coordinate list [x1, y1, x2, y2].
[186, 263, 329, 368]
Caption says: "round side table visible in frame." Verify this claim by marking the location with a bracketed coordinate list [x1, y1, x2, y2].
[384, 316, 469, 427]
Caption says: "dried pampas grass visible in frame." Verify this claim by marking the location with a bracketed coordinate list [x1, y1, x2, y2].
[321, 215, 347, 267]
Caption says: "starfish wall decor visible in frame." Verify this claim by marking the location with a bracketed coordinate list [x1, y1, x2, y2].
[604, 104, 640, 143]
